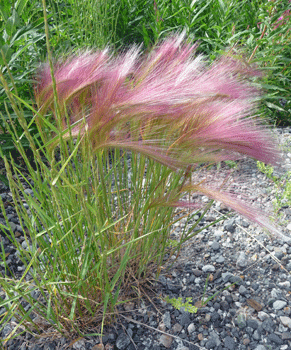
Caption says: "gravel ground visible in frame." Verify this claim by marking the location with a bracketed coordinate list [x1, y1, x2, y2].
[1, 127, 291, 350]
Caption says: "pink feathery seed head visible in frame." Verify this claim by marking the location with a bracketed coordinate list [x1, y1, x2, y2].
[35, 33, 282, 234]
[35, 50, 111, 115]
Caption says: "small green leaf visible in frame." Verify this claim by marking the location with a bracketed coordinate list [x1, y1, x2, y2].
[265, 102, 285, 112]
[0, 173, 9, 186]
[16, 0, 29, 15]
[5, 11, 19, 37]
[0, 44, 13, 65]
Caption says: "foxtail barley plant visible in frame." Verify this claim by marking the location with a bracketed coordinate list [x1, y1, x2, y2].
[36, 33, 280, 230]
[0, 33, 281, 340]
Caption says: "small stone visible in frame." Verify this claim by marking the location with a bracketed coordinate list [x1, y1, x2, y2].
[176, 346, 189, 350]
[208, 331, 221, 347]
[8, 222, 17, 233]
[224, 219, 236, 233]
[272, 264, 280, 271]
[159, 334, 173, 348]
[216, 256, 225, 263]
[247, 319, 259, 329]
[205, 314, 211, 322]
[178, 312, 191, 327]
[238, 285, 248, 295]
[205, 339, 216, 349]
[116, 333, 130, 350]
[242, 338, 250, 345]
[237, 313, 246, 328]
[197, 333, 203, 341]
[187, 323, 195, 334]
[1, 324, 12, 337]
[280, 316, 291, 328]
[241, 220, 250, 228]
[193, 269, 202, 277]
[278, 281, 291, 289]
[202, 265, 215, 273]
[253, 330, 261, 341]
[236, 252, 248, 268]
[254, 346, 266, 350]
[224, 336, 236, 350]
[214, 229, 224, 238]
[258, 311, 269, 320]
[273, 300, 287, 310]
[280, 345, 288, 350]
[210, 312, 220, 322]
[262, 318, 275, 332]
[230, 275, 243, 285]
[72, 339, 86, 350]
[211, 241, 220, 251]
[220, 300, 229, 310]
[282, 332, 291, 340]
[267, 333, 283, 345]
[222, 273, 232, 283]
[163, 311, 171, 329]
[274, 250, 284, 260]
[158, 275, 167, 286]
[0, 193, 7, 201]
[287, 223, 291, 230]
[172, 323, 182, 333]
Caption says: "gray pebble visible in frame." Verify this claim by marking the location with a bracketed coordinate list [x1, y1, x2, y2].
[237, 313, 246, 329]
[163, 311, 171, 329]
[178, 312, 191, 327]
[280, 316, 291, 328]
[205, 339, 216, 349]
[209, 331, 221, 346]
[222, 272, 233, 282]
[247, 319, 259, 329]
[224, 218, 236, 233]
[236, 252, 248, 268]
[274, 250, 284, 260]
[116, 333, 131, 350]
[254, 346, 266, 350]
[238, 285, 248, 295]
[224, 335, 236, 350]
[273, 300, 287, 310]
[202, 264, 215, 272]
[253, 329, 261, 341]
[8, 222, 17, 233]
[267, 332, 283, 345]
[216, 256, 225, 263]
[1, 325, 11, 337]
[187, 323, 195, 334]
[211, 241, 220, 251]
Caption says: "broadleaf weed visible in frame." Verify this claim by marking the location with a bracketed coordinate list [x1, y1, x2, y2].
[165, 296, 198, 314]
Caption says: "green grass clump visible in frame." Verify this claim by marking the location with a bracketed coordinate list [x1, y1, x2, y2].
[0, 0, 288, 344]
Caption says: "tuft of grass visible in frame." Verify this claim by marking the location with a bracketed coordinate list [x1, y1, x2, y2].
[257, 160, 291, 220]
[0, 0, 284, 343]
